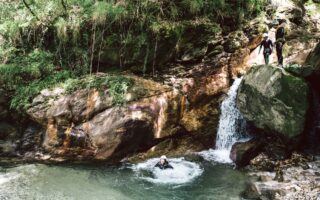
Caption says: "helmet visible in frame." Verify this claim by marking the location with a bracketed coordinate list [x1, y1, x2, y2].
[160, 155, 167, 160]
[263, 33, 268, 38]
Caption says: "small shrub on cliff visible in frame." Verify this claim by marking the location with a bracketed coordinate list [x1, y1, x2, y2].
[105, 76, 134, 106]
[63, 75, 134, 106]
[10, 71, 73, 112]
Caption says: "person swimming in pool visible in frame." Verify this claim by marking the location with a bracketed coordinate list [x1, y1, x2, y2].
[155, 155, 173, 170]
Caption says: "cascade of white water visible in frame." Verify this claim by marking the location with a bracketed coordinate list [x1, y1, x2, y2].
[199, 77, 247, 163]
[215, 77, 247, 150]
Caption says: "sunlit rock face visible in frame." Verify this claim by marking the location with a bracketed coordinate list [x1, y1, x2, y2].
[26, 66, 231, 161]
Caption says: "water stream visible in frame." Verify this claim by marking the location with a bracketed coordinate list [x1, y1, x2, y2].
[199, 77, 247, 163]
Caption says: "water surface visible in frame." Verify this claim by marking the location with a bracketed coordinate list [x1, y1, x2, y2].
[0, 159, 248, 200]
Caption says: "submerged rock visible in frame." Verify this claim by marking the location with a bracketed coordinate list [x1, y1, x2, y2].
[237, 65, 310, 139]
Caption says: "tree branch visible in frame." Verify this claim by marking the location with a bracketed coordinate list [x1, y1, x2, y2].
[22, 0, 40, 21]
[61, 0, 67, 12]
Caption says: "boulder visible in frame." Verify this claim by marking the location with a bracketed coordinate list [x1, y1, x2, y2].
[223, 31, 249, 53]
[241, 182, 261, 200]
[237, 65, 309, 139]
[77, 106, 155, 160]
[304, 42, 320, 74]
[230, 139, 264, 167]
[0, 122, 19, 156]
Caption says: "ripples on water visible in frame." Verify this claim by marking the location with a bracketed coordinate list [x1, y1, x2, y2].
[0, 158, 248, 200]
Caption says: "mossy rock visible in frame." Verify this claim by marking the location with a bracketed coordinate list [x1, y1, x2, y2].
[237, 65, 309, 139]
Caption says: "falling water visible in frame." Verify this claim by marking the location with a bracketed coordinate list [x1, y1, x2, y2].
[199, 77, 247, 163]
[216, 77, 247, 149]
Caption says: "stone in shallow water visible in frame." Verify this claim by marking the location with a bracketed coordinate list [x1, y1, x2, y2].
[242, 182, 261, 199]
[230, 139, 264, 167]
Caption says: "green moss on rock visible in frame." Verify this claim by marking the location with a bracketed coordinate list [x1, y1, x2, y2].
[237, 65, 310, 139]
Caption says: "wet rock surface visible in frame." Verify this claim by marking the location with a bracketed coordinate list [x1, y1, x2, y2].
[230, 139, 264, 168]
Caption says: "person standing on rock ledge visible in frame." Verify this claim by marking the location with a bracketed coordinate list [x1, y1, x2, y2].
[259, 33, 274, 65]
[275, 20, 286, 66]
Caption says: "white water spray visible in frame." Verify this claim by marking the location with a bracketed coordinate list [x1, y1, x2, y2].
[131, 158, 203, 185]
[200, 77, 247, 163]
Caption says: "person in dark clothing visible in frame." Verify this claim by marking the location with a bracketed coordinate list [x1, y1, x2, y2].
[275, 20, 286, 66]
[155, 155, 173, 170]
[259, 33, 274, 65]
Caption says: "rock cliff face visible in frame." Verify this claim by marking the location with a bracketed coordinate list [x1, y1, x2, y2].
[2, 0, 320, 162]
[237, 65, 309, 139]
[26, 73, 230, 161]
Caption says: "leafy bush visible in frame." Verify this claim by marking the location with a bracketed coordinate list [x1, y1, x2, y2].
[63, 75, 134, 106]
[0, 49, 56, 91]
[0, 0, 268, 73]
[10, 70, 73, 112]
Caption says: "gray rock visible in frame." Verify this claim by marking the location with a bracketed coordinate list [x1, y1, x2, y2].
[237, 65, 309, 139]
[230, 139, 264, 167]
[242, 182, 261, 200]
[304, 42, 320, 73]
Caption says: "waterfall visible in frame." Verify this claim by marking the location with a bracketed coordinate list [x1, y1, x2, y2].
[199, 77, 247, 163]
[215, 77, 247, 150]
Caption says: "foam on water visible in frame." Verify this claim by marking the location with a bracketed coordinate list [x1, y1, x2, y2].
[0, 172, 20, 185]
[131, 158, 203, 185]
[199, 149, 232, 164]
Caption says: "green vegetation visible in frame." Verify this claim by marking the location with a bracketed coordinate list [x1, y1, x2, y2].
[0, 0, 267, 113]
[11, 71, 73, 112]
[63, 75, 134, 106]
